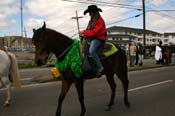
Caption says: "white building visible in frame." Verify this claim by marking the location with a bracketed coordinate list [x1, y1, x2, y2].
[164, 33, 175, 45]
[107, 26, 174, 46]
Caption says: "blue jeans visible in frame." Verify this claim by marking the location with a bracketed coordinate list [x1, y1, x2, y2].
[130, 56, 136, 66]
[88, 39, 104, 72]
[138, 54, 144, 64]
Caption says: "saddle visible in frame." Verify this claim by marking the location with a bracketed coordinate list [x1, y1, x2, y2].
[81, 40, 118, 79]
[98, 42, 118, 59]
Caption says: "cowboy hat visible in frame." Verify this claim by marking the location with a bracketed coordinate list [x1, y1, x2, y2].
[84, 5, 102, 15]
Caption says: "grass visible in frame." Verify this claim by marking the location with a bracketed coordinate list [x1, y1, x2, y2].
[18, 64, 54, 69]
[18, 64, 37, 69]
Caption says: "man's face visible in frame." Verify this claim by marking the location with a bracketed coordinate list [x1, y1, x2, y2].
[89, 12, 92, 16]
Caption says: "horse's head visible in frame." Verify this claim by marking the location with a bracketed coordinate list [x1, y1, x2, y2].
[32, 22, 50, 66]
[32, 22, 73, 66]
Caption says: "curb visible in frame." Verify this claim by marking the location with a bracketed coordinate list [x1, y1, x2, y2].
[129, 64, 174, 71]
[31, 64, 175, 83]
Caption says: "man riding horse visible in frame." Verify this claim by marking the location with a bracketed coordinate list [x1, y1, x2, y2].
[80, 5, 107, 77]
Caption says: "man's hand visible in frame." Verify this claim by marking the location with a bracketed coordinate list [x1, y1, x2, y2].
[79, 30, 84, 37]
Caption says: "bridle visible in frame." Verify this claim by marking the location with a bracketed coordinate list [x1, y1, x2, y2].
[57, 44, 73, 60]
[47, 42, 73, 61]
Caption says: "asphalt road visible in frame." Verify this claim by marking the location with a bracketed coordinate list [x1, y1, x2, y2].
[0, 66, 175, 116]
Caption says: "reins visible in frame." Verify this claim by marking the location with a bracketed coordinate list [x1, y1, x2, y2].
[54, 39, 82, 78]
[57, 43, 73, 60]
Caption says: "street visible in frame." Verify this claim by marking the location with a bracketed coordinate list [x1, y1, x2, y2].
[0, 66, 175, 116]
[1, 0, 175, 116]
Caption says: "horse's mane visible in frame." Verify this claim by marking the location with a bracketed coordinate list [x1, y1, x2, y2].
[32, 26, 73, 44]
[46, 28, 72, 41]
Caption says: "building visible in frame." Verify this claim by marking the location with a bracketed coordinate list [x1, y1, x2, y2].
[107, 26, 174, 47]
[0, 36, 34, 50]
[164, 33, 175, 45]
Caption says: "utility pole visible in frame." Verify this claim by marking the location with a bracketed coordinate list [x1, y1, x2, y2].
[24, 27, 27, 39]
[72, 10, 83, 38]
[21, 0, 23, 38]
[142, 0, 146, 46]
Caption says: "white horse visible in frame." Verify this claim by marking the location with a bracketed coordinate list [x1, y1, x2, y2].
[0, 49, 21, 106]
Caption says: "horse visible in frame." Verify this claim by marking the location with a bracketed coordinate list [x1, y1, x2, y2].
[0, 49, 21, 106]
[32, 22, 130, 116]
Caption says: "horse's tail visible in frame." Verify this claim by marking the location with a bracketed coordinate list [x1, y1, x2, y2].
[8, 52, 21, 89]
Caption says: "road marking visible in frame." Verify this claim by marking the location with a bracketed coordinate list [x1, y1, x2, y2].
[20, 78, 32, 81]
[21, 81, 59, 88]
[128, 80, 173, 92]
[0, 80, 173, 92]
[0, 81, 59, 91]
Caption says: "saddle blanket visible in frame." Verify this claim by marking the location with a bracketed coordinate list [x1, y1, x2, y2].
[102, 42, 118, 57]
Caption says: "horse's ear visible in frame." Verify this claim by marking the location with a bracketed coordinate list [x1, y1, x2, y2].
[33, 29, 36, 33]
[42, 21, 46, 29]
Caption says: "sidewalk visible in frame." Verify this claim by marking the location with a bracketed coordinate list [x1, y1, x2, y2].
[29, 58, 175, 83]
[128, 58, 175, 71]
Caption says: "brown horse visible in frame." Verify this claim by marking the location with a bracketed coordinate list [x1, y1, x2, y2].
[32, 22, 130, 116]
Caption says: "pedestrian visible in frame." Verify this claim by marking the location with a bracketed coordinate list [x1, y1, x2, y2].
[129, 42, 136, 67]
[154, 41, 162, 64]
[80, 5, 107, 76]
[158, 40, 165, 64]
[125, 44, 129, 57]
[137, 43, 145, 66]
[135, 44, 139, 65]
[165, 47, 170, 65]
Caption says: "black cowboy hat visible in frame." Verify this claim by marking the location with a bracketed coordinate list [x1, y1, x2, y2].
[84, 5, 102, 15]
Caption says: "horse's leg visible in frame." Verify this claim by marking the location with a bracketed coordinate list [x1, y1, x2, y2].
[1, 76, 11, 106]
[56, 79, 72, 116]
[117, 65, 130, 108]
[105, 73, 116, 111]
[0, 84, 2, 89]
[74, 79, 86, 116]
[4, 83, 11, 106]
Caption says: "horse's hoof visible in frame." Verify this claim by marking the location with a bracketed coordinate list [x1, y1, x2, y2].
[3, 101, 10, 107]
[105, 106, 112, 111]
[79, 112, 86, 116]
[79, 114, 85, 116]
[125, 102, 131, 109]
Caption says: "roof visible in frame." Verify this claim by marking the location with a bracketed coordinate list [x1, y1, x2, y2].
[164, 33, 175, 37]
[107, 26, 162, 35]
[107, 34, 137, 38]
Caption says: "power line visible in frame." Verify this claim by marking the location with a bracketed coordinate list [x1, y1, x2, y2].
[146, 7, 175, 20]
[62, 0, 142, 10]
[88, 0, 141, 9]
[108, 13, 142, 26]
[147, 10, 175, 12]
[145, 1, 175, 20]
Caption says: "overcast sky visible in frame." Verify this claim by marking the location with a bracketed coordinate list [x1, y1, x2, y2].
[0, 0, 175, 38]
